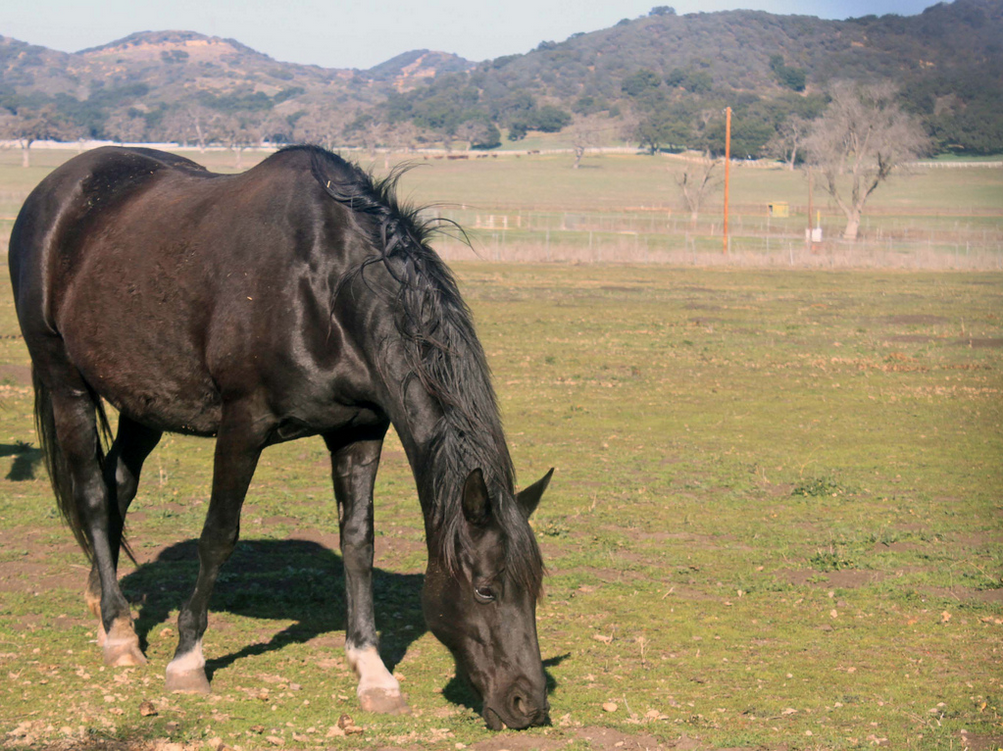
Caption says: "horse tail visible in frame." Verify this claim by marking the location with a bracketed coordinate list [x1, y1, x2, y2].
[32, 368, 123, 563]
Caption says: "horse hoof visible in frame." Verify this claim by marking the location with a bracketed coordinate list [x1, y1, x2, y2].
[358, 688, 410, 715]
[103, 642, 147, 667]
[102, 619, 145, 666]
[165, 669, 211, 694]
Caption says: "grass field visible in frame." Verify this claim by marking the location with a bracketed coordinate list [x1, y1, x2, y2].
[1, 260, 1001, 751]
[2, 147, 1002, 269]
[0, 147, 1001, 750]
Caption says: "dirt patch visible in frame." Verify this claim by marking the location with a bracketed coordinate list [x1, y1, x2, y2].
[923, 586, 1003, 604]
[780, 569, 885, 588]
[879, 314, 949, 326]
[872, 540, 923, 553]
[949, 532, 999, 547]
[286, 528, 340, 549]
[0, 363, 31, 385]
[678, 286, 719, 294]
[955, 337, 1003, 348]
[885, 334, 936, 343]
[0, 561, 86, 594]
[683, 303, 721, 311]
[467, 727, 675, 751]
[958, 731, 1003, 751]
[261, 515, 300, 527]
[287, 526, 426, 563]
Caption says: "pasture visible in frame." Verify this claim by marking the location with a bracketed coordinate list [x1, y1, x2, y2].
[0, 148, 1001, 750]
[2, 146, 1002, 268]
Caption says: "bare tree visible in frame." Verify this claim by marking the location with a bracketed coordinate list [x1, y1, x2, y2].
[568, 114, 606, 168]
[154, 107, 196, 147]
[675, 151, 720, 225]
[768, 114, 810, 170]
[804, 82, 929, 241]
[216, 114, 263, 169]
[387, 121, 419, 155]
[186, 106, 219, 152]
[293, 105, 344, 150]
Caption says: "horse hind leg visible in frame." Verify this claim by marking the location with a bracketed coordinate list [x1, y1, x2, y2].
[85, 416, 162, 662]
[38, 378, 145, 667]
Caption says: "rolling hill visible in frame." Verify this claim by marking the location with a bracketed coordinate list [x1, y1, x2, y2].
[1, 0, 1000, 154]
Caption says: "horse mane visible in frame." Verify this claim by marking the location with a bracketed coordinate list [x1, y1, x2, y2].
[288, 145, 543, 598]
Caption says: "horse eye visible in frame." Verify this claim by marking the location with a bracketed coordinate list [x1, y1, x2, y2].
[474, 586, 495, 603]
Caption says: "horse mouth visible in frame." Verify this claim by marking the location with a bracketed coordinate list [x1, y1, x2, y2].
[482, 703, 549, 731]
[483, 706, 506, 731]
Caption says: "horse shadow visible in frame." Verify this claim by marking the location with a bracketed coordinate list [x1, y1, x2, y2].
[119, 538, 564, 711]
[0, 441, 43, 481]
[119, 539, 426, 679]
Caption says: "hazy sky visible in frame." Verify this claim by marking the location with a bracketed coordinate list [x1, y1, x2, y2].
[5, 0, 940, 70]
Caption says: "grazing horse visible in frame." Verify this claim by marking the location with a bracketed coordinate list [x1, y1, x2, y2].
[8, 145, 553, 730]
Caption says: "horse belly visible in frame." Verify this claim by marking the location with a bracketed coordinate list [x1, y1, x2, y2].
[103, 366, 222, 436]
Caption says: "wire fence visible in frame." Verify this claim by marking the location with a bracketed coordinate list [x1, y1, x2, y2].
[3, 205, 1002, 271]
[423, 208, 1003, 270]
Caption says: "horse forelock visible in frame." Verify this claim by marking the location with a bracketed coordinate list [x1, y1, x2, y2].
[295, 145, 543, 598]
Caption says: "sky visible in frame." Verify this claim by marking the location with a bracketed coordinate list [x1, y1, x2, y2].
[4, 0, 941, 71]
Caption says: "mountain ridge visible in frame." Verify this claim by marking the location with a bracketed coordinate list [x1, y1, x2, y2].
[1, 1, 1001, 154]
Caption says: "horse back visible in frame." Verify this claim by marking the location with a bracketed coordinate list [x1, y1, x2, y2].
[9, 146, 381, 437]
[9, 147, 209, 303]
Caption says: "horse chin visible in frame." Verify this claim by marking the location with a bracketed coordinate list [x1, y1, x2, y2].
[482, 706, 506, 731]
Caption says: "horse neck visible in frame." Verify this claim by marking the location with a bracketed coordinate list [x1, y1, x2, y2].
[380, 360, 513, 551]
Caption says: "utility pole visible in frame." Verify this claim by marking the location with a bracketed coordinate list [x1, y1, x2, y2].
[806, 165, 813, 254]
[723, 107, 731, 256]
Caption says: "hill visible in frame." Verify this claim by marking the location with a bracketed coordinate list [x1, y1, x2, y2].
[1, 1, 1001, 154]
[380, 0, 1003, 154]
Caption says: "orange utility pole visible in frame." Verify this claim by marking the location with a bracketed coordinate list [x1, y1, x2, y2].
[723, 106, 731, 256]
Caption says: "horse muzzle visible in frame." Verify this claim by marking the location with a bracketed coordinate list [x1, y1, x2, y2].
[483, 683, 550, 730]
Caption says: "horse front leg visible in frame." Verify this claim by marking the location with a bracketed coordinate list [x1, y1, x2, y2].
[86, 415, 162, 659]
[325, 427, 409, 715]
[165, 403, 265, 693]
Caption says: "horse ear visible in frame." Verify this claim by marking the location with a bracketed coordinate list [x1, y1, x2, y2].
[516, 468, 554, 519]
[462, 468, 491, 527]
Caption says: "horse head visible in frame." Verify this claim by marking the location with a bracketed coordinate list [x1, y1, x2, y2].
[422, 468, 553, 729]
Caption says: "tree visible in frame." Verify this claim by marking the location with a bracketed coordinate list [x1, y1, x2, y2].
[175, 105, 220, 152]
[455, 118, 501, 151]
[292, 105, 345, 151]
[675, 151, 720, 225]
[804, 82, 929, 241]
[769, 55, 807, 93]
[0, 105, 72, 167]
[104, 110, 148, 144]
[216, 113, 264, 169]
[767, 114, 811, 170]
[530, 105, 572, 133]
[621, 69, 662, 98]
[568, 114, 607, 168]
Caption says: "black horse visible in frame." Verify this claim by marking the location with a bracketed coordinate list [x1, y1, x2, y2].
[8, 145, 553, 730]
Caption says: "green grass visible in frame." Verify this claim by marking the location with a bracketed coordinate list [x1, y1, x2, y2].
[1, 262, 1001, 750]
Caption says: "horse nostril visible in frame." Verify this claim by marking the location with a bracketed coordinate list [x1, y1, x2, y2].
[512, 693, 527, 717]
